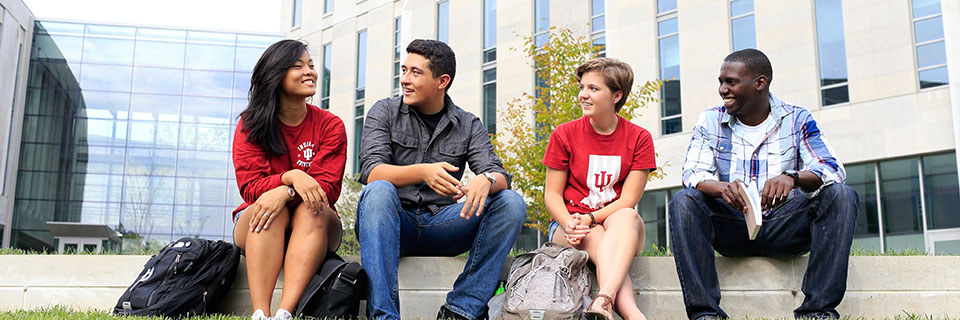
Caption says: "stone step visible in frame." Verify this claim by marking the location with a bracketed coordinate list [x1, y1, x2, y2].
[0, 255, 958, 318]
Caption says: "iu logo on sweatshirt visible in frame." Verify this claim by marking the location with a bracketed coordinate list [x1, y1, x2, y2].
[296, 141, 315, 168]
[580, 155, 621, 210]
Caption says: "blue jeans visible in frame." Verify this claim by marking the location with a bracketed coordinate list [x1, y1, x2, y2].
[356, 180, 527, 320]
[668, 184, 859, 319]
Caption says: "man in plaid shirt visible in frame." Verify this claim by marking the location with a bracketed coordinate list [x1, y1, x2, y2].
[669, 49, 859, 320]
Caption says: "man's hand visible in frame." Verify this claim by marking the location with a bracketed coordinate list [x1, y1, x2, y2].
[421, 162, 463, 197]
[564, 214, 591, 246]
[284, 169, 328, 214]
[761, 174, 794, 211]
[719, 180, 748, 213]
[458, 176, 492, 219]
[248, 186, 290, 233]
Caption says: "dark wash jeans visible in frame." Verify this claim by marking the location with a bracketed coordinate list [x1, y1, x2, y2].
[356, 180, 527, 320]
[668, 184, 859, 319]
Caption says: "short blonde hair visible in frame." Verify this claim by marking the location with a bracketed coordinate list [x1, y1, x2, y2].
[575, 57, 634, 112]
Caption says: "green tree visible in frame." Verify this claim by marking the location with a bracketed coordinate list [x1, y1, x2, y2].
[492, 27, 666, 232]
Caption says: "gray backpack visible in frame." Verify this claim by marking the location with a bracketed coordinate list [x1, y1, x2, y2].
[498, 242, 591, 320]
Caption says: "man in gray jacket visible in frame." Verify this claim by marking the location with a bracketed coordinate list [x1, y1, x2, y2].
[356, 39, 526, 320]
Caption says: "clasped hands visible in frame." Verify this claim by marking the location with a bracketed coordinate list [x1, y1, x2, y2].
[421, 161, 492, 220]
[247, 169, 329, 233]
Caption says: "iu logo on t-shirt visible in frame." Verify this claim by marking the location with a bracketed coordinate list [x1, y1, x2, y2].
[296, 141, 315, 168]
[580, 154, 621, 210]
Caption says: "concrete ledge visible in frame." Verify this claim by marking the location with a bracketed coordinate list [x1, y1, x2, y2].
[1, 255, 959, 319]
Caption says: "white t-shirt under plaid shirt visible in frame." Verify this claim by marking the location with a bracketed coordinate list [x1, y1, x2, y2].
[681, 94, 846, 211]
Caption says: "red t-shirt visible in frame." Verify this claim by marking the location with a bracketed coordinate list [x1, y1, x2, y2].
[542, 116, 656, 214]
[232, 104, 347, 220]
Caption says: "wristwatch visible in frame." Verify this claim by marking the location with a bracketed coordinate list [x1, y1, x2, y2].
[482, 172, 497, 190]
[286, 185, 296, 199]
[783, 170, 800, 187]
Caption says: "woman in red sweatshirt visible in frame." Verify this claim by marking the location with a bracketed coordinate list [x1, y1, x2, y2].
[231, 39, 347, 320]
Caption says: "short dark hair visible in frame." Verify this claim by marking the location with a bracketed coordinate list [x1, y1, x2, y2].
[406, 39, 457, 91]
[723, 48, 773, 85]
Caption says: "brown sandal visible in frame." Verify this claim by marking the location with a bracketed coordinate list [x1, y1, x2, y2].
[583, 293, 614, 320]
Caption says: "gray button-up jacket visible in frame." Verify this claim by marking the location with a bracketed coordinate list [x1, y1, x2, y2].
[358, 95, 512, 212]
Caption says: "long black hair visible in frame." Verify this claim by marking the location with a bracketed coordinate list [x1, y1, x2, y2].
[239, 39, 309, 155]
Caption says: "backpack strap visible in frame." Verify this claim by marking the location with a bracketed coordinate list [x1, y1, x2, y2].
[337, 263, 362, 285]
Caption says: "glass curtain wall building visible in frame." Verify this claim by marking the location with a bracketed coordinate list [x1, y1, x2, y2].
[11, 21, 279, 252]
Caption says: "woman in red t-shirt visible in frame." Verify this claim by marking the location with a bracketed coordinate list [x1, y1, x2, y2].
[231, 40, 347, 320]
[542, 58, 656, 320]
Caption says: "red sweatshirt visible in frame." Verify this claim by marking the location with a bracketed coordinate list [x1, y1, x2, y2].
[232, 104, 347, 220]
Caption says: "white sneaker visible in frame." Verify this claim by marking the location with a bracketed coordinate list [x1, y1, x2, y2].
[251, 309, 269, 320]
[274, 308, 293, 320]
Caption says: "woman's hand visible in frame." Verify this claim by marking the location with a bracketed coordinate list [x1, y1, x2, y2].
[284, 169, 328, 215]
[564, 214, 591, 246]
[248, 186, 290, 233]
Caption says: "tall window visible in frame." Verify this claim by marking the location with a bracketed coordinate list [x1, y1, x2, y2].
[292, 0, 302, 28]
[814, 0, 849, 106]
[355, 30, 367, 173]
[847, 163, 881, 251]
[437, 0, 450, 44]
[324, 0, 334, 14]
[730, 0, 755, 50]
[534, 0, 550, 101]
[591, 0, 606, 56]
[320, 43, 332, 109]
[913, 0, 948, 89]
[658, 0, 681, 135]
[483, 0, 497, 134]
[534, 0, 550, 48]
[393, 17, 402, 97]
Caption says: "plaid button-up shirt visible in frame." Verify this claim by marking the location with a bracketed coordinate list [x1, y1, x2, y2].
[681, 94, 845, 204]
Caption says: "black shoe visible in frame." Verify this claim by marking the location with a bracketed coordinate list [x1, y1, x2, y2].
[695, 315, 719, 320]
[438, 305, 470, 320]
[796, 311, 839, 320]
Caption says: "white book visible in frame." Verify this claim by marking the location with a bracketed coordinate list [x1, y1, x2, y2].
[735, 180, 763, 240]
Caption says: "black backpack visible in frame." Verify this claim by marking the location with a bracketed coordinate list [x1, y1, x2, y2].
[295, 251, 367, 319]
[114, 237, 242, 317]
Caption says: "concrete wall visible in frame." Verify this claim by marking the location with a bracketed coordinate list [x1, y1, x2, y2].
[1, 255, 959, 319]
[0, 0, 33, 249]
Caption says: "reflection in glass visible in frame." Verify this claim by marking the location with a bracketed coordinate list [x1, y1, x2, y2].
[82, 91, 130, 119]
[181, 96, 231, 125]
[437, 0, 450, 43]
[173, 205, 226, 237]
[175, 178, 228, 207]
[38, 21, 85, 36]
[82, 119, 128, 147]
[821, 85, 849, 106]
[237, 34, 278, 47]
[187, 31, 236, 45]
[235, 47, 265, 72]
[130, 94, 181, 122]
[85, 24, 136, 39]
[185, 44, 236, 71]
[234, 73, 252, 98]
[814, 0, 849, 95]
[133, 67, 184, 95]
[535, 0, 549, 48]
[638, 190, 667, 251]
[80, 64, 133, 91]
[923, 153, 960, 230]
[846, 163, 881, 251]
[732, 15, 756, 50]
[662, 118, 682, 135]
[916, 41, 947, 69]
[913, 0, 942, 17]
[484, 0, 497, 49]
[39, 35, 84, 63]
[76, 146, 126, 174]
[121, 203, 174, 236]
[914, 16, 944, 44]
[183, 70, 234, 97]
[919, 66, 949, 89]
[879, 158, 924, 251]
[137, 28, 187, 42]
[658, 0, 677, 14]
[177, 150, 230, 179]
[179, 123, 232, 152]
[483, 80, 496, 134]
[356, 31, 367, 100]
[135, 41, 186, 68]
[128, 121, 180, 148]
[82, 37, 135, 65]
